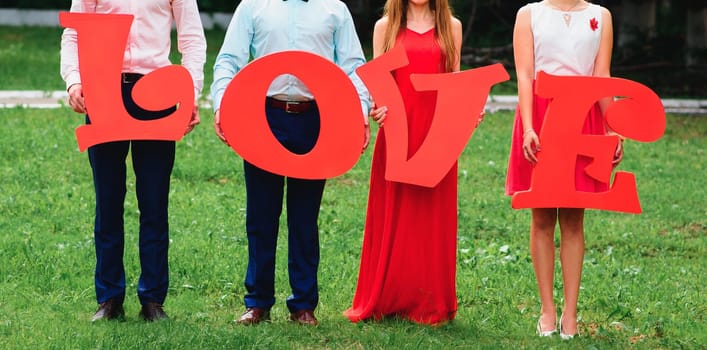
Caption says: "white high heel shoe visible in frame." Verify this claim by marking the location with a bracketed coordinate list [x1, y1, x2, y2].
[536, 316, 557, 337]
[559, 314, 579, 340]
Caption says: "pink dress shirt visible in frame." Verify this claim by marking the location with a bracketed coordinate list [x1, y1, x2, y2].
[60, 0, 206, 98]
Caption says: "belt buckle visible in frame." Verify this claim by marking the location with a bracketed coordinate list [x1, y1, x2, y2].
[285, 101, 300, 114]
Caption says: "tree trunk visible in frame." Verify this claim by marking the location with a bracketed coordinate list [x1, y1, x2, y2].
[345, 0, 377, 43]
[617, 0, 657, 48]
[461, 0, 478, 49]
[686, 4, 707, 67]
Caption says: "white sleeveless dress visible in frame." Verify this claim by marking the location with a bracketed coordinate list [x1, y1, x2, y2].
[506, 1, 609, 195]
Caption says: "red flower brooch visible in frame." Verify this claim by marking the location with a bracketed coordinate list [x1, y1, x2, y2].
[590, 18, 599, 31]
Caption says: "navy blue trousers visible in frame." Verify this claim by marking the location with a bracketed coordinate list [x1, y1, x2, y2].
[243, 102, 325, 313]
[88, 78, 175, 305]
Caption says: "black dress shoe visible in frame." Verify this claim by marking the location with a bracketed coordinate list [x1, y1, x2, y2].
[235, 307, 271, 325]
[92, 298, 125, 322]
[139, 302, 168, 322]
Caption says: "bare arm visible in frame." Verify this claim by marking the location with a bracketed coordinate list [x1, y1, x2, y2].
[451, 17, 462, 72]
[372, 17, 388, 59]
[369, 18, 389, 126]
[593, 7, 613, 114]
[592, 8, 622, 164]
[513, 6, 539, 163]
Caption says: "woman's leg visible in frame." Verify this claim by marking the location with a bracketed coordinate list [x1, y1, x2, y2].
[530, 208, 558, 331]
[558, 208, 585, 335]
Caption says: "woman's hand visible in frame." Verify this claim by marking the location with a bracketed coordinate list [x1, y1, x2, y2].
[369, 105, 388, 127]
[476, 111, 485, 128]
[612, 136, 624, 166]
[522, 128, 540, 164]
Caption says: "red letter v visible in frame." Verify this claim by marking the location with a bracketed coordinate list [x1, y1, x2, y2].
[357, 45, 509, 187]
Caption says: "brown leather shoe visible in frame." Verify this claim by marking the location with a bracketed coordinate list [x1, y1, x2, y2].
[236, 307, 271, 325]
[139, 302, 168, 322]
[290, 309, 318, 326]
[91, 298, 125, 322]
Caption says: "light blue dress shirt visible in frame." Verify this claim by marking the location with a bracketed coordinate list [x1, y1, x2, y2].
[211, 0, 371, 119]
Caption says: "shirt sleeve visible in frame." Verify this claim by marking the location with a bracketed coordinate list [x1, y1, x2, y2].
[333, 6, 371, 122]
[172, 0, 207, 101]
[60, 0, 89, 90]
[211, 1, 254, 112]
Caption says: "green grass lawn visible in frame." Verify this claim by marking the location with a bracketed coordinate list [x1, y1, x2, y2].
[0, 107, 704, 349]
[0, 25, 705, 349]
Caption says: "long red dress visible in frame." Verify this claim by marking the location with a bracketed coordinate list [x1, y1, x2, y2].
[344, 28, 458, 325]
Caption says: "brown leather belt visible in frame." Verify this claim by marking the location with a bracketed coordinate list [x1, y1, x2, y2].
[266, 97, 315, 114]
[122, 73, 143, 84]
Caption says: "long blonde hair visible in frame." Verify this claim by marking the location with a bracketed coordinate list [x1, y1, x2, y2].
[382, 0, 457, 72]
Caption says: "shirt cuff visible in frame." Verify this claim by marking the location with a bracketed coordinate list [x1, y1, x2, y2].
[64, 72, 81, 91]
[360, 101, 370, 125]
[212, 96, 222, 113]
[194, 87, 201, 106]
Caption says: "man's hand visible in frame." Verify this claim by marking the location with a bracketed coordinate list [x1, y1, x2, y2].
[67, 83, 86, 113]
[214, 110, 228, 144]
[185, 105, 200, 135]
[362, 123, 371, 153]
